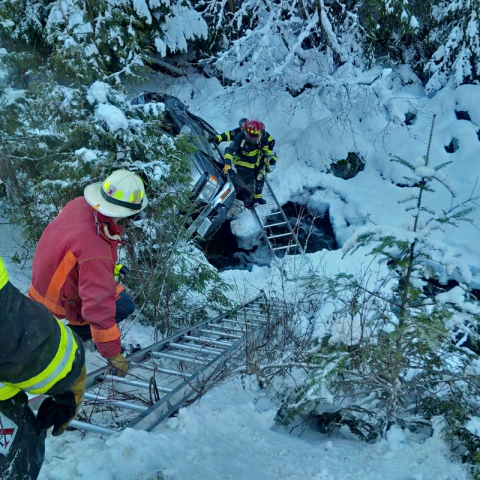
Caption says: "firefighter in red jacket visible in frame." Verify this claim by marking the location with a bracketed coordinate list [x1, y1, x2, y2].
[29, 169, 148, 377]
[0, 256, 86, 479]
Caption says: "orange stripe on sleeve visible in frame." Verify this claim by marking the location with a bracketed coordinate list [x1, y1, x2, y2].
[91, 324, 121, 343]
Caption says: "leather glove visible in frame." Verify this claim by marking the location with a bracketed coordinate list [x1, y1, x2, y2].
[222, 164, 232, 175]
[209, 134, 220, 143]
[107, 353, 129, 377]
[37, 365, 87, 436]
[267, 163, 276, 173]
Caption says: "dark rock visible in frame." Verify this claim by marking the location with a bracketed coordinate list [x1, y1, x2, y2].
[330, 152, 365, 180]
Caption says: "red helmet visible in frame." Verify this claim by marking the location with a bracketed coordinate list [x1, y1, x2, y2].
[245, 120, 264, 139]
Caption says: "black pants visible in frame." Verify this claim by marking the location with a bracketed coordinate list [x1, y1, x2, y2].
[0, 392, 46, 480]
[230, 166, 256, 204]
[254, 164, 266, 200]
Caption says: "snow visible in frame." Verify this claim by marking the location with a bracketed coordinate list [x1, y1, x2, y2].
[86, 81, 110, 105]
[163, 5, 208, 52]
[3, 64, 480, 478]
[95, 104, 129, 132]
[466, 417, 480, 437]
[132, 0, 152, 24]
[39, 378, 467, 480]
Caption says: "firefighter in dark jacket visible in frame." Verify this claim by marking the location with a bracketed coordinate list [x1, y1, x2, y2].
[221, 119, 277, 208]
[0, 256, 86, 480]
[210, 118, 247, 143]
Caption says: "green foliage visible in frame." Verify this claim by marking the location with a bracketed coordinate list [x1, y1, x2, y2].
[121, 173, 232, 335]
[0, 0, 230, 339]
[422, 389, 480, 470]
[358, 0, 424, 66]
[276, 116, 480, 469]
[425, 0, 480, 92]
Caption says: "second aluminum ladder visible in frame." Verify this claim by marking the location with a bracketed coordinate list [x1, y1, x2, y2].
[254, 178, 305, 258]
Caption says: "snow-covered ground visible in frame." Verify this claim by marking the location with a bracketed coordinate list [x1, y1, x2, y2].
[40, 376, 466, 480]
[3, 64, 480, 478]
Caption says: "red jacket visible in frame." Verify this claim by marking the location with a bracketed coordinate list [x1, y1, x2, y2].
[29, 197, 124, 358]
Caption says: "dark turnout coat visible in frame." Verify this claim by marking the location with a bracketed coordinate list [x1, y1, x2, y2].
[0, 257, 84, 479]
[223, 130, 277, 169]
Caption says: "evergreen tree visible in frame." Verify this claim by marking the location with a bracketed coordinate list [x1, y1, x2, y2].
[425, 0, 480, 93]
[0, 0, 229, 332]
[276, 117, 480, 468]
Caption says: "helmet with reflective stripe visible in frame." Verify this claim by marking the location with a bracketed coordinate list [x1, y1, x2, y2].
[245, 120, 264, 138]
[84, 169, 148, 218]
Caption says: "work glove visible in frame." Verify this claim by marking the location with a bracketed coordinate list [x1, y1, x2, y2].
[209, 134, 220, 143]
[222, 164, 232, 175]
[37, 365, 87, 436]
[107, 353, 129, 378]
[267, 163, 276, 173]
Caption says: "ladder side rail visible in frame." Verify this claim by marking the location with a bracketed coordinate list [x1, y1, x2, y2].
[127, 320, 265, 433]
[126, 335, 244, 432]
[89, 292, 266, 389]
[264, 179, 305, 255]
[28, 293, 267, 427]
[253, 208, 276, 256]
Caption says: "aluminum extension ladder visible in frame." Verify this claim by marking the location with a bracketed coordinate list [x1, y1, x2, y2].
[254, 178, 305, 258]
[29, 293, 275, 436]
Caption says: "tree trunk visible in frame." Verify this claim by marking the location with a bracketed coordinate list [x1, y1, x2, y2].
[0, 154, 25, 204]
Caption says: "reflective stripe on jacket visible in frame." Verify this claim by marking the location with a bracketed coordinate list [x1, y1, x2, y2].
[218, 127, 242, 143]
[224, 130, 276, 169]
[29, 197, 123, 358]
[0, 257, 84, 401]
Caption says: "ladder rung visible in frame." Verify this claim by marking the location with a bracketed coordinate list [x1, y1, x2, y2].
[170, 342, 221, 355]
[198, 328, 241, 339]
[231, 314, 265, 324]
[267, 232, 292, 239]
[265, 221, 287, 228]
[69, 419, 116, 435]
[265, 211, 282, 217]
[152, 351, 207, 364]
[272, 245, 300, 251]
[221, 318, 259, 325]
[103, 375, 173, 393]
[184, 335, 233, 347]
[139, 364, 189, 377]
[84, 393, 149, 412]
[220, 318, 242, 324]
[208, 323, 245, 333]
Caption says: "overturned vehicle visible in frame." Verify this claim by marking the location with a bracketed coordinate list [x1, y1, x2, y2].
[131, 92, 236, 243]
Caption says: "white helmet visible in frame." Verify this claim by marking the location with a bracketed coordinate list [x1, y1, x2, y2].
[84, 169, 148, 218]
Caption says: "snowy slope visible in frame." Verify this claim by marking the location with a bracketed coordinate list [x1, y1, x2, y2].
[2, 65, 479, 479]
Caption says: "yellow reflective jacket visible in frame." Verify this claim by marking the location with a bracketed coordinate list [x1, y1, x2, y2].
[0, 257, 84, 401]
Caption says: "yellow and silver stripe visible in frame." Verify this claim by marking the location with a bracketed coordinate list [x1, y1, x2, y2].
[0, 257, 9, 290]
[0, 319, 77, 400]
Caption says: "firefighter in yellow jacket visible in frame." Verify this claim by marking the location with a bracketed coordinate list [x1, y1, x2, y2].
[0, 257, 86, 479]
